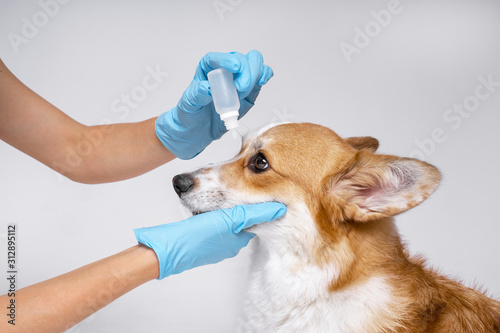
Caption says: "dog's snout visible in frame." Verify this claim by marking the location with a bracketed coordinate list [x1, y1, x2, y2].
[172, 173, 195, 197]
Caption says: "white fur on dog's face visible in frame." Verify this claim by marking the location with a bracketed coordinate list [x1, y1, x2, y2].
[178, 124, 279, 213]
[183, 166, 277, 209]
[176, 134, 290, 237]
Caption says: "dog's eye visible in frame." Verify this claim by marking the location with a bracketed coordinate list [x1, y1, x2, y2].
[249, 153, 269, 173]
[255, 155, 269, 170]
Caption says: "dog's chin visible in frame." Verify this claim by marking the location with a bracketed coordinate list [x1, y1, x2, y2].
[181, 198, 235, 216]
[180, 199, 214, 216]
[187, 206, 219, 216]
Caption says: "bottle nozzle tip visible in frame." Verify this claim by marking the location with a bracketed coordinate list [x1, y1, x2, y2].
[222, 113, 239, 130]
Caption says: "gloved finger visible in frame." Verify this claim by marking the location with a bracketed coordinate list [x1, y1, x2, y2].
[244, 84, 262, 106]
[227, 202, 287, 233]
[195, 52, 244, 80]
[238, 99, 254, 119]
[238, 86, 261, 118]
[238, 64, 272, 117]
[235, 230, 256, 247]
[234, 50, 263, 98]
[258, 65, 274, 86]
[177, 81, 212, 113]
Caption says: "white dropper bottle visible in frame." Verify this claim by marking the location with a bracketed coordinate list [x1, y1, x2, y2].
[207, 68, 240, 130]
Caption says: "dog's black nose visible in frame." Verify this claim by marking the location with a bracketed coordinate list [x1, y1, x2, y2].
[172, 173, 195, 197]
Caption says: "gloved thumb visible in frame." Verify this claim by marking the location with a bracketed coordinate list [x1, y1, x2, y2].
[224, 202, 287, 233]
[177, 80, 212, 113]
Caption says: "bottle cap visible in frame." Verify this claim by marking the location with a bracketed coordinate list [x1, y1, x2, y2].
[224, 116, 239, 130]
[220, 110, 239, 130]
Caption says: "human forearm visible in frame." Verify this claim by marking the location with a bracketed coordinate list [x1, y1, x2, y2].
[59, 118, 175, 184]
[0, 59, 174, 184]
[0, 245, 158, 333]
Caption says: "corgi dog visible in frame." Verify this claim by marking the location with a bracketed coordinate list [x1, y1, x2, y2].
[172, 123, 500, 332]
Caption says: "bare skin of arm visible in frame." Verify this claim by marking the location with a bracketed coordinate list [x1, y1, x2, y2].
[0, 245, 159, 332]
[0, 59, 175, 184]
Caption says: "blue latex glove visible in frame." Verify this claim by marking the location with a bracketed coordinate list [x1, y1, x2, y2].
[155, 50, 274, 159]
[134, 202, 286, 279]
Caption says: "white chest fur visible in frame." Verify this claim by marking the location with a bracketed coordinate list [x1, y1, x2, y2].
[239, 207, 394, 332]
[240, 254, 392, 332]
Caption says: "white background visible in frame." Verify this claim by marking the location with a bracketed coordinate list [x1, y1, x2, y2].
[0, 0, 499, 332]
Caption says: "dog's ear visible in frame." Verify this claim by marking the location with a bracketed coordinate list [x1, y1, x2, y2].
[325, 150, 441, 222]
[345, 136, 379, 152]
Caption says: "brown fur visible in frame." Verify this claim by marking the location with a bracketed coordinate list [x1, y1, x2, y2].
[208, 123, 500, 331]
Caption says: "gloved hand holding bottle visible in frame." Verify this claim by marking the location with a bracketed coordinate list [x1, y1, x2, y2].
[134, 203, 287, 279]
[155, 50, 274, 160]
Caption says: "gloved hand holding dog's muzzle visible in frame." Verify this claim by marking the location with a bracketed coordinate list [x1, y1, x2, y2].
[134, 202, 286, 279]
[155, 50, 273, 160]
